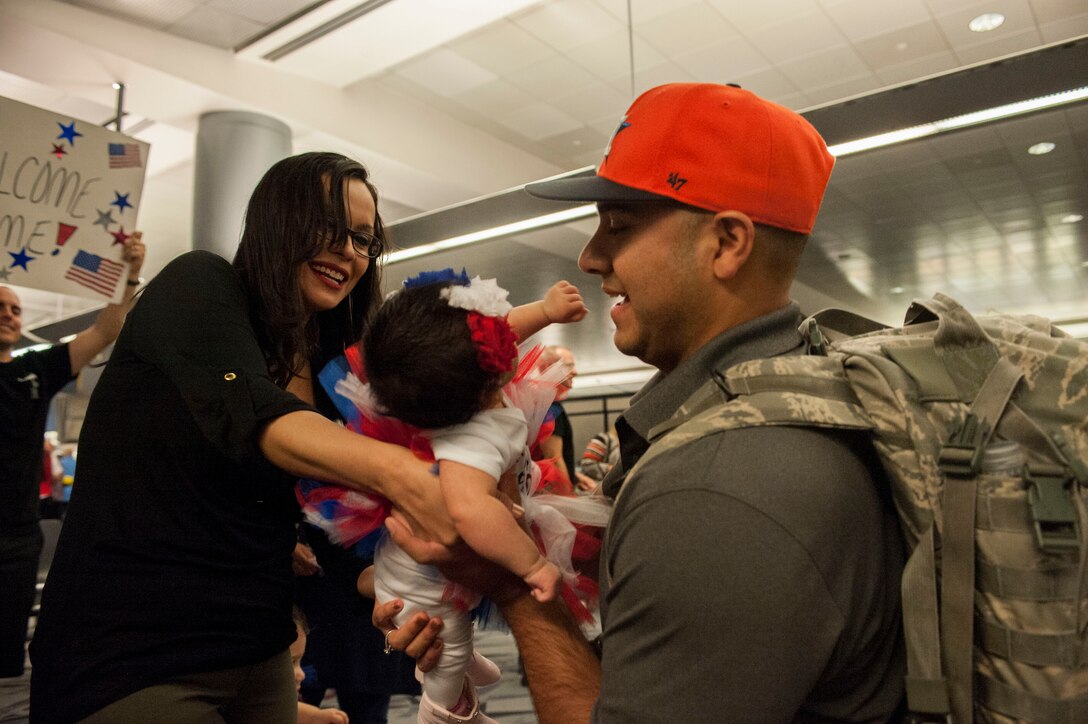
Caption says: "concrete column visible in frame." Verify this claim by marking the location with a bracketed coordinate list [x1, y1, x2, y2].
[191, 110, 291, 258]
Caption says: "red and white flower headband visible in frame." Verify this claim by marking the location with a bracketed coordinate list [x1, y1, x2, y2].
[403, 269, 519, 375]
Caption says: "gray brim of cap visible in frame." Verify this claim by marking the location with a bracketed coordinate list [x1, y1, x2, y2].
[524, 174, 671, 203]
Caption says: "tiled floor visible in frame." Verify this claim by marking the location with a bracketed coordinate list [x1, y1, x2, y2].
[0, 671, 29, 724]
[0, 628, 537, 723]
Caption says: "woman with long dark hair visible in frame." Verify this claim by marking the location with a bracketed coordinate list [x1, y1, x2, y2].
[28, 152, 447, 723]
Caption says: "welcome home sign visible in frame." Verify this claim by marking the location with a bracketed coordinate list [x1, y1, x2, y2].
[0, 94, 149, 303]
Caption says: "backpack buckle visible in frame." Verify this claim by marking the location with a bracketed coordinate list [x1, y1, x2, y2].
[1026, 470, 1080, 551]
[938, 413, 987, 477]
[799, 318, 828, 356]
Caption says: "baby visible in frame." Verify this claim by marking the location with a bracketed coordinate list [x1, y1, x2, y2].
[362, 271, 586, 723]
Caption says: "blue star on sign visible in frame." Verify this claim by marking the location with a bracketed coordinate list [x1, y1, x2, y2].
[111, 191, 133, 212]
[57, 121, 83, 145]
[9, 248, 34, 271]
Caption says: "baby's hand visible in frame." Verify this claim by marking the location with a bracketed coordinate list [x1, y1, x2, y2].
[542, 281, 588, 324]
[524, 557, 563, 602]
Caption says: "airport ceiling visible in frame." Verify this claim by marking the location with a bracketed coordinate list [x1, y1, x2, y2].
[1, 0, 1086, 395]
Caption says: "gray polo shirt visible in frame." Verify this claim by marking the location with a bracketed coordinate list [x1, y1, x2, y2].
[592, 304, 905, 723]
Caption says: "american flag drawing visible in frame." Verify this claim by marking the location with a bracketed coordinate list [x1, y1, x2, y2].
[108, 143, 141, 168]
[65, 250, 123, 297]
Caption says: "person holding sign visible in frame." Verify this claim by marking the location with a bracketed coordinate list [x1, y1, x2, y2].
[0, 233, 145, 680]
[27, 152, 450, 724]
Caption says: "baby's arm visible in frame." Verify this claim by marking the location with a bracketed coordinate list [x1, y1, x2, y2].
[439, 459, 562, 602]
[507, 280, 587, 341]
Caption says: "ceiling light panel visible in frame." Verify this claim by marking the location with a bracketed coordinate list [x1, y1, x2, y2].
[969, 13, 1006, 33]
[238, 0, 542, 88]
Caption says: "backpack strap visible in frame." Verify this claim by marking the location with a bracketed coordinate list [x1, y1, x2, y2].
[902, 522, 950, 718]
[937, 355, 1025, 723]
[862, 329, 1017, 719]
[977, 674, 1088, 724]
[645, 355, 871, 442]
[605, 355, 873, 585]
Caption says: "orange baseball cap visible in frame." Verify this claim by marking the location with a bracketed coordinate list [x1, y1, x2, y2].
[525, 83, 835, 234]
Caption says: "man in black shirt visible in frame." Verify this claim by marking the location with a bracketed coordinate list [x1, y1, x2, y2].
[0, 235, 144, 678]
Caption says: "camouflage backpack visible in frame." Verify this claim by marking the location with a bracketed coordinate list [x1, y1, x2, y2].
[624, 293, 1088, 722]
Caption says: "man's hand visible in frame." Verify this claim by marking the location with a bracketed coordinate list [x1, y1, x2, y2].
[67, 231, 148, 374]
[121, 231, 147, 279]
[542, 281, 588, 324]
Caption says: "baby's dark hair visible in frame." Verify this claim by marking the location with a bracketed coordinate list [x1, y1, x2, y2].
[363, 282, 504, 429]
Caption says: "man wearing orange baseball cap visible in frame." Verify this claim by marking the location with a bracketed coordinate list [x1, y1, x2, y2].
[380, 83, 905, 723]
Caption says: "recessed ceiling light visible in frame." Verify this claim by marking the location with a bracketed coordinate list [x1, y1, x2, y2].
[1062, 214, 1084, 224]
[969, 12, 1005, 32]
[890, 286, 905, 294]
[1028, 142, 1055, 155]
[895, 42, 908, 51]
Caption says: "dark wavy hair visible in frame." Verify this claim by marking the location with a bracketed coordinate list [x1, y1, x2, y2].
[363, 282, 502, 429]
[232, 152, 385, 387]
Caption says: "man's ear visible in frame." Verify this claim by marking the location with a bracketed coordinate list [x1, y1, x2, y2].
[709, 211, 755, 281]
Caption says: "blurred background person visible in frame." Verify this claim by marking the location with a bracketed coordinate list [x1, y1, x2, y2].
[574, 426, 618, 495]
[0, 235, 145, 681]
[533, 345, 577, 494]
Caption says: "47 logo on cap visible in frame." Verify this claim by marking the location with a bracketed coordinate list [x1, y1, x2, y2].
[667, 172, 687, 190]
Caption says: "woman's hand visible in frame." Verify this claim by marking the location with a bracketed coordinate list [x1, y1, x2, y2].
[382, 451, 457, 546]
[360, 559, 445, 672]
[385, 516, 525, 605]
[372, 597, 445, 673]
[261, 416, 454, 543]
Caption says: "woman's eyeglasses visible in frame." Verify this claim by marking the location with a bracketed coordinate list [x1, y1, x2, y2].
[326, 219, 383, 259]
[346, 229, 383, 259]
